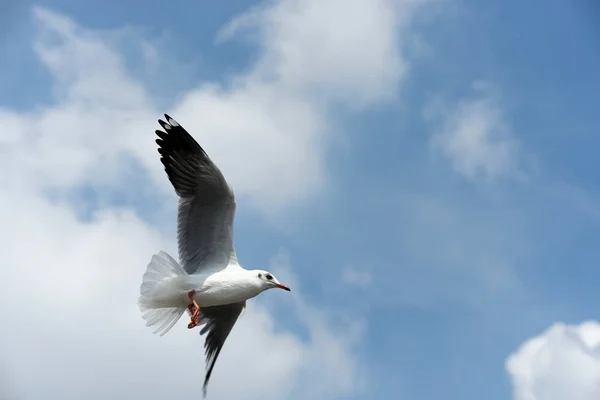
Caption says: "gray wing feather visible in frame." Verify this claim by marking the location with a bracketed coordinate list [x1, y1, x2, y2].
[156, 114, 237, 274]
[196, 301, 246, 397]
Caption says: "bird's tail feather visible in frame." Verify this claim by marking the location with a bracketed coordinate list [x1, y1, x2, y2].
[138, 251, 187, 336]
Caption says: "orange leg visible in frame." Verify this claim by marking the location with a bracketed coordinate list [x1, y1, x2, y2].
[187, 290, 200, 329]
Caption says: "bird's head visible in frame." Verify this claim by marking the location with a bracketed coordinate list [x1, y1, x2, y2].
[255, 270, 291, 292]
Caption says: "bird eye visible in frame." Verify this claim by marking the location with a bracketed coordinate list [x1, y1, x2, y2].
[258, 273, 262, 278]
[265, 274, 273, 280]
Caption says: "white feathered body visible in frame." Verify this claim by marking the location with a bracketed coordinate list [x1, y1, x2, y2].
[137, 251, 260, 335]
[146, 268, 263, 308]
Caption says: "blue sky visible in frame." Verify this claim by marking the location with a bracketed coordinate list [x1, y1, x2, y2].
[1, 1, 600, 399]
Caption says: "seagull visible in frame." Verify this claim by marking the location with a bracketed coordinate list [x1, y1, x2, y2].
[138, 114, 291, 397]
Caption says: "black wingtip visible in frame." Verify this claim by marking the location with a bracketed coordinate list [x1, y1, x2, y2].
[157, 119, 170, 132]
[163, 114, 181, 127]
[157, 113, 179, 132]
[155, 130, 167, 141]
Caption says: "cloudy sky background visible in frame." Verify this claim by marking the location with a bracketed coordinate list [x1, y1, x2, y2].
[1, 1, 599, 399]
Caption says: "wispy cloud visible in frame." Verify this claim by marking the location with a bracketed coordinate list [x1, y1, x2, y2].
[341, 267, 373, 288]
[426, 83, 523, 182]
[216, 0, 428, 108]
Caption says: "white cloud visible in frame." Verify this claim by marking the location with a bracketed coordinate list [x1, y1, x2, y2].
[2, 0, 431, 214]
[506, 321, 600, 400]
[217, 0, 426, 108]
[0, 0, 432, 397]
[427, 83, 521, 181]
[0, 193, 361, 399]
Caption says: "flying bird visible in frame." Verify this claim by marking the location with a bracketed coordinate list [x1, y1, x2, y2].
[138, 114, 291, 397]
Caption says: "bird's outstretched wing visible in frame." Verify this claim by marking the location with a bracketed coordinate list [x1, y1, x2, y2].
[196, 301, 246, 397]
[155, 114, 238, 274]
